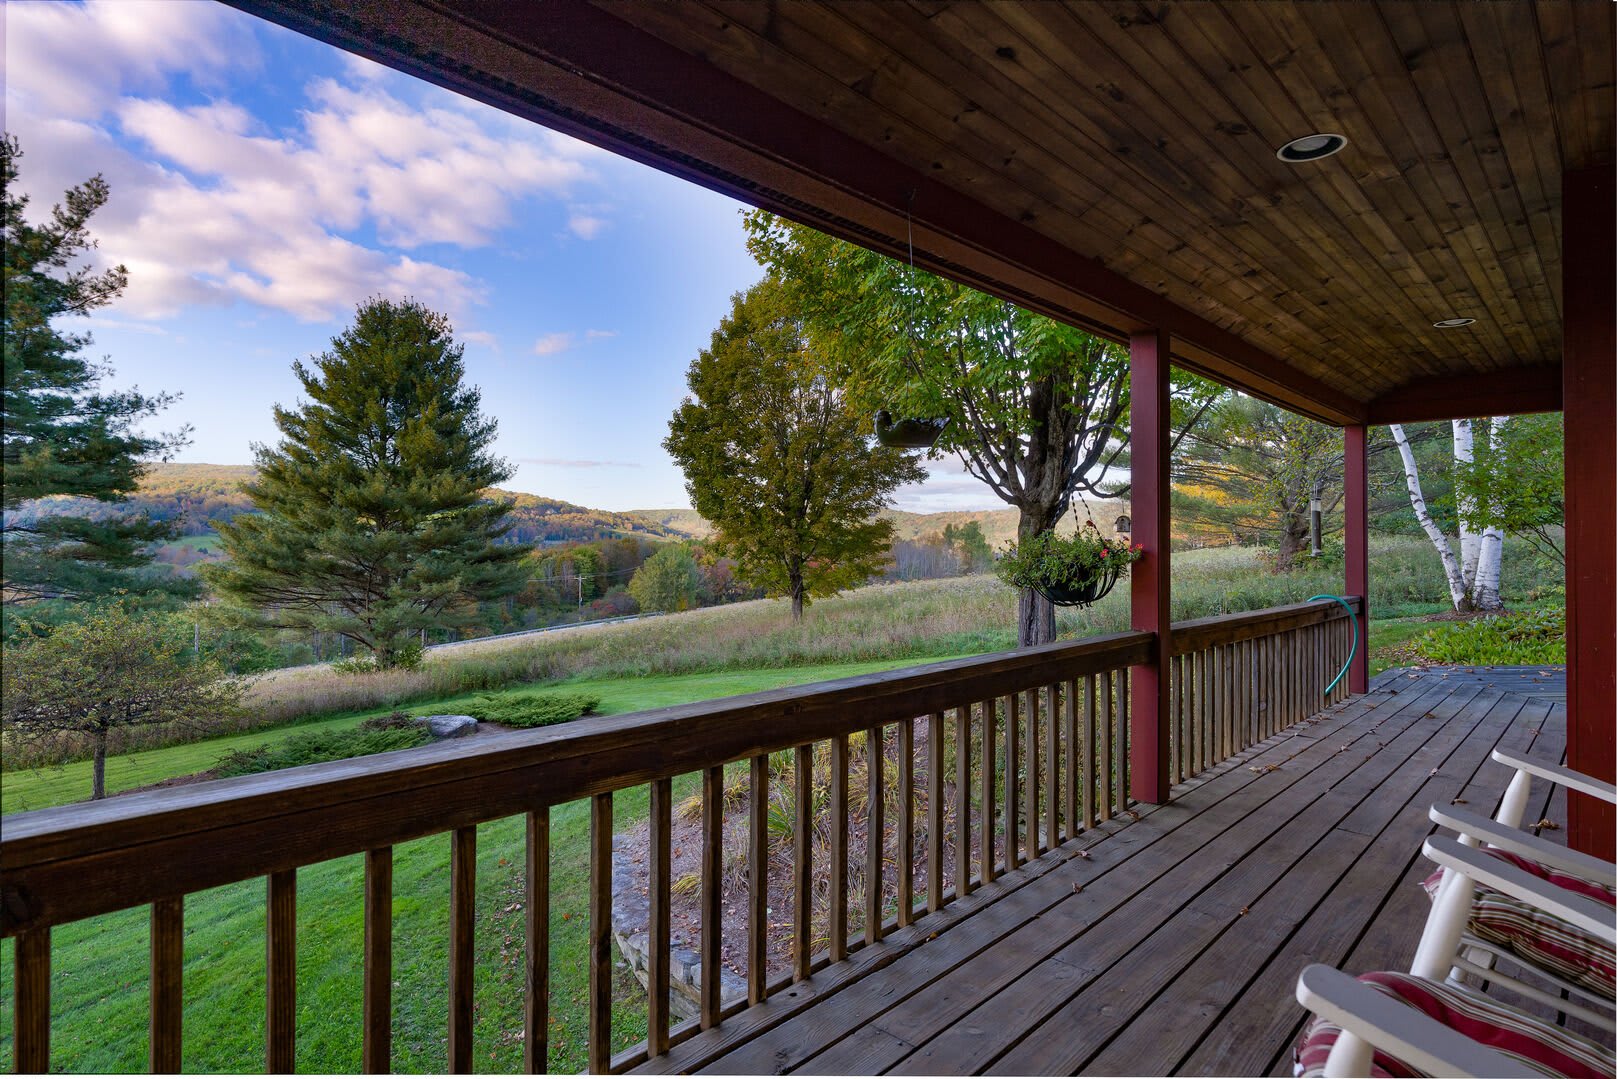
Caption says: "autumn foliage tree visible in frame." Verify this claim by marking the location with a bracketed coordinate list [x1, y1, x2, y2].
[665, 280, 923, 619]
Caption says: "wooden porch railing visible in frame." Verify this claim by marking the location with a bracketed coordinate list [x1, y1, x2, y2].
[1, 598, 1358, 1074]
[1167, 597, 1361, 784]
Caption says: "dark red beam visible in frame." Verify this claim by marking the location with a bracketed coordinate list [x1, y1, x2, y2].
[1364, 364, 1562, 424]
[222, 0, 1363, 425]
[1343, 425, 1369, 696]
[1129, 329, 1172, 805]
[1562, 164, 1615, 858]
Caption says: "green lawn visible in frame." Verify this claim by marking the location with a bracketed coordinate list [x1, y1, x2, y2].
[0, 655, 959, 1074]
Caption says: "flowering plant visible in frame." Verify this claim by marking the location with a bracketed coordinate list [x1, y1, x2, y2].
[995, 522, 1144, 600]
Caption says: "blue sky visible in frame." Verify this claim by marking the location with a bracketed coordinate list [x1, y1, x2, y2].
[5, 1, 994, 512]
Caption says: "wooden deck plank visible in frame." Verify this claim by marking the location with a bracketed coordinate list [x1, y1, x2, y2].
[946, 684, 1500, 1075]
[696, 677, 1466, 1075]
[626, 668, 1573, 1078]
[759, 680, 1470, 1075]
[1176, 696, 1558, 1077]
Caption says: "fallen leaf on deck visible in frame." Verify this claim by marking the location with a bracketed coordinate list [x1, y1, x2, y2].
[1535, 819, 1560, 831]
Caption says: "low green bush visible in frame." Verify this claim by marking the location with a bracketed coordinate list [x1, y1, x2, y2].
[215, 726, 433, 778]
[359, 710, 419, 732]
[1413, 608, 1566, 666]
[462, 691, 601, 729]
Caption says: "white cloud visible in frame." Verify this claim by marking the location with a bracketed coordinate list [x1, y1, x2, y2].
[518, 457, 642, 469]
[533, 332, 576, 356]
[461, 330, 499, 350]
[585, 329, 618, 340]
[568, 212, 607, 240]
[3, 3, 607, 323]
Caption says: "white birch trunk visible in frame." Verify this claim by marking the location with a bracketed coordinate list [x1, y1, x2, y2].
[1391, 423, 1470, 611]
[1452, 419, 1481, 592]
[1473, 417, 1507, 611]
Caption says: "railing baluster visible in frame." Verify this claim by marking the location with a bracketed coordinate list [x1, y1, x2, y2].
[589, 793, 615, 1070]
[864, 728, 884, 946]
[14, 927, 50, 1074]
[793, 746, 813, 979]
[1082, 675, 1097, 829]
[1202, 647, 1215, 771]
[449, 826, 476, 1074]
[363, 849, 392, 1074]
[1045, 685, 1059, 848]
[526, 809, 551, 1072]
[151, 897, 183, 1073]
[647, 784, 671, 1055]
[926, 714, 944, 914]
[980, 700, 996, 883]
[1118, 668, 1130, 812]
[1094, 673, 1110, 822]
[955, 706, 972, 891]
[1024, 688, 1039, 859]
[749, 755, 769, 1003]
[700, 767, 723, 1024]
[897, 718, 914, 927]
[829, 737, 849, 961]
[266, 869, 296, 1074]
[1004, 694, 1020, 867]
[1063, 680, 1079, 840]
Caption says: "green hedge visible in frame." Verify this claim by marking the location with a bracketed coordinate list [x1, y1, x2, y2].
[461, 690, 601, 729]
[215, 726, 432, 778]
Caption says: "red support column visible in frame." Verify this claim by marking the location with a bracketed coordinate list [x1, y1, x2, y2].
[1344, 424, 1370, 695]
[1129, 328, 1171, 804]
[1563, 163, 1615, 858]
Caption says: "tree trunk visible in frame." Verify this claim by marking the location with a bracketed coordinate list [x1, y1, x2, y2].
[1390, 424, 1472, 611]
[1473, 417, 1508, 611]
[1016, 506, 1060, 647]
[1452, 419, 1482, 588]
[1275, 515, 1309, 571]
[789, 571, 805, 622]
[92, 728, 108, 800]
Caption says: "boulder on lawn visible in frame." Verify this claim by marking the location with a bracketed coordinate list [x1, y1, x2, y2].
[417, 714, 478, 739]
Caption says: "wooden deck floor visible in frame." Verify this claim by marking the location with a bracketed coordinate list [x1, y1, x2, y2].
[634, 666, 1581, 1076]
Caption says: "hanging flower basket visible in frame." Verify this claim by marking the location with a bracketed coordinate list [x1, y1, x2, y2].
[995, 522, 1143, 609]
[874, 410, 949, 449]
[1034, 562, 1123, 609]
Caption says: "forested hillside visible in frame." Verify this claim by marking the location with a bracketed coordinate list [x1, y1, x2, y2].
[12, 463, 695, 546]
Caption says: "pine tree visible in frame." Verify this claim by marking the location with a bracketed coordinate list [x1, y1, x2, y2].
[206, 298, 530, 666]
[2, 134, 188, 604]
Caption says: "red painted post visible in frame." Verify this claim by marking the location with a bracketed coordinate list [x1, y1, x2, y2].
[1563, 164, 1615, 858]
[1343, 424, 1370, 695]
[1129, 328, 1171, 804]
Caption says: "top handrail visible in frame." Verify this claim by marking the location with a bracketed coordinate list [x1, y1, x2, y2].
[1170, 595, 1361, 655]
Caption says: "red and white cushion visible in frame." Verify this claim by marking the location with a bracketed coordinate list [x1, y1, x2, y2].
[1294, 971, 1615, 1078]
[1420, 848, 1617, 999]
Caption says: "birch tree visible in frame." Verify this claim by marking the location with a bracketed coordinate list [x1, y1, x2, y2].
[1389, 421, 1505, 612]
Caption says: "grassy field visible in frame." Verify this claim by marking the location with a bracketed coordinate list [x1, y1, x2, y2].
[0, 536, 1560, 1071]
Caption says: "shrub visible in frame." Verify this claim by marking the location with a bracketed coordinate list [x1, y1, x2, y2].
[359, 710, 419, 732]
[461, 690, 601, 729]
[215, 726, 432, 778]
[1414, 608, 1566, 666]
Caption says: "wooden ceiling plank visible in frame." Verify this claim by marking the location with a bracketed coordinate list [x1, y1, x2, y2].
[971, 1, 1395, 391]
[1376, 3, 1562, 364]
[1003, 0, 1398, 389]
[1296, 2, 1546, 369]
[1106, 1, 1453, 389]
[753, 0, 1263, 305]
[1570, 2, 1617, 167]
[640, 1, 1256, 333]
[1534, 1, 1590, 169]
[1456, 3, 1565, 323]
[1187, 2, 1526, 379]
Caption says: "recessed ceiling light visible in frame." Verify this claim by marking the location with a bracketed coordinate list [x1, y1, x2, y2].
[1276, 133, 1348, 162]
[1432, 318, 1477, 329]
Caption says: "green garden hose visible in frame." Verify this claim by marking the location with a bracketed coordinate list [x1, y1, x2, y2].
[1308, 594, 1359, 696]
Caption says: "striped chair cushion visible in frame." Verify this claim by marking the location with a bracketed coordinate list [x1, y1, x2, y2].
[1293, 972, 1615, 1078]
[1420, 849, 1616, 999]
